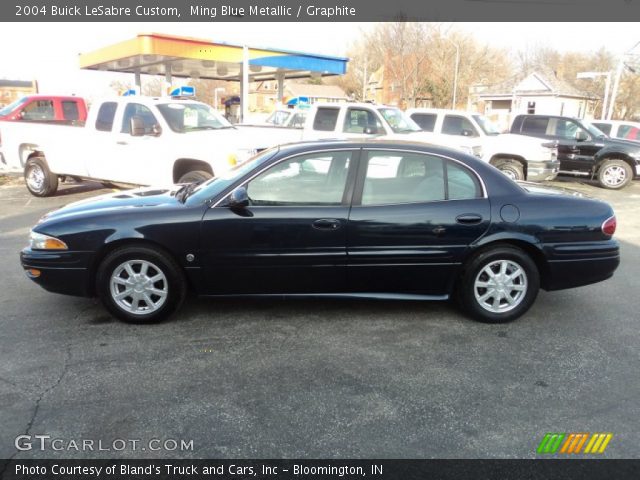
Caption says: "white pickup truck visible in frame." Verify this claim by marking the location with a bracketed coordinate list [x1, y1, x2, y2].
[1, 96, 258, 196]
[406, 108, 559, 182]
[237, 103, 483, 157]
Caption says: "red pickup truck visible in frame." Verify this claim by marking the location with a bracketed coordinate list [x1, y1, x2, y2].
[0, 95, 87, 123]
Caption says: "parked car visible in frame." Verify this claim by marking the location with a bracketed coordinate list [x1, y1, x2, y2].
[591, 120, 640, 142]
[510, 114, 640, 189]
[406, 108, 559, 182]
[0, 95, 87, 123]
[21, 140, 619, 325]
[0, 96, 258, 196]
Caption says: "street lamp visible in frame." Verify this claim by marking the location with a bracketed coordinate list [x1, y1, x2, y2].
[445, 37, 460, 109]
[214, 87, 225, 111]
[576, 71, 611, 120]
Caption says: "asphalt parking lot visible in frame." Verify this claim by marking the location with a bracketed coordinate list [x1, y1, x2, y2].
[0, 175, 639, 460]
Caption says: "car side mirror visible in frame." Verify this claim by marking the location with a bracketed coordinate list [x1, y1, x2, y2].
[364, 126, 378, 135]
[130, 116, 145, 136]
[575, 131, 589, 142]
[228, 186, 249, 208]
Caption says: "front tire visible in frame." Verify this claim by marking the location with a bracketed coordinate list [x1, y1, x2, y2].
[597, 159, 632, 189]
[494, 160, 525, 182]
[178, 170, 212, 184]
[24, 156, 58, 197]
[458, 246, 539, 323]
[96, 246, 186, 324]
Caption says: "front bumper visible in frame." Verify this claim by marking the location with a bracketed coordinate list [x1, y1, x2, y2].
[527, 159, 560, 182]
[20, 248, 94, 297]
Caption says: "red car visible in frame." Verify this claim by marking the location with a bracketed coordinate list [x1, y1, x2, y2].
[0, 95, 87, 123]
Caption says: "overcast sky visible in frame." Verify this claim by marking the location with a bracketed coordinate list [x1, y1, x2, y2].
[1, 22, 639, 96]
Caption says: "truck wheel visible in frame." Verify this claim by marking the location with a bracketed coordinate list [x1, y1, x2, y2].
[178, 170, 212, 184]
[597, 159, 632, 189]
[495, 160, 525, 182]
[24, 156, 58, 197]
[96, 245, 186, 324]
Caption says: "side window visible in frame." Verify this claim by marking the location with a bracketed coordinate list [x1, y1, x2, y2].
[61, 101, 79, 121]
[95, 102, 117, 132]
[442, 115, 478, 137]
[246, 151, 352, 206]
[121, 103, 158, 134]
[521, 117, 549, 136]
[361, 151, 445, 205]
[343, 108, 383, 134]
[592, 123, 612, 135]
[617, 124, 640, 140]
[410, 113, 437, 132]
[552, 119, 588, 140]
[312, 108, 339, 132]
[21, 100, 54, 121]
[446, 161, 482, 200]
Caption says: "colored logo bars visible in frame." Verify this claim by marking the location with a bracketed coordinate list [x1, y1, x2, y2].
[537, 433, 613, 454]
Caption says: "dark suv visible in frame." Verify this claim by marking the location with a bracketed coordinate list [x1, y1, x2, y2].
[510, 114, 640, 189]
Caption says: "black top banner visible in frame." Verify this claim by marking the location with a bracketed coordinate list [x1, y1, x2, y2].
[4, 0, 640, 21]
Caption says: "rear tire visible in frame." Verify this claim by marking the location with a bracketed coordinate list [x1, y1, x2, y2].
[24, 156, 58, 197]
[457, 246, 539, 323]
[597, 159, 632, 189]
[96, 245, 186, 324]
[178, 170, 212, 184]
[494, 160, 525, 182]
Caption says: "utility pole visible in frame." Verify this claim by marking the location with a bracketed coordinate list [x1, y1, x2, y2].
[445, 37, 460, 109]
[362, 58, 368, 102]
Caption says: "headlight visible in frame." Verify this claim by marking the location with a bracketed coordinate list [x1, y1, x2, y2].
[29, 231, 68, 250]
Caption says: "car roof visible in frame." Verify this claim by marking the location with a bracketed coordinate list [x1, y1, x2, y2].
[274, 138, 469, 157]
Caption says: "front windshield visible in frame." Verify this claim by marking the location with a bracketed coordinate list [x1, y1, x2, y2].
[0, 97, 28, 116]
[580, 119, 608, 138]
[156, 102, 233, 133]
[266, 110, 291, 126]
[473, 115, 501, 135]
[185, 147, 279, 204]
[377, 107, 421, 133]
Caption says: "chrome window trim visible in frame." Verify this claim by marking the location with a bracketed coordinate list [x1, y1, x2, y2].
[210, 148, 358, 208]
[362, 147, 488, 200]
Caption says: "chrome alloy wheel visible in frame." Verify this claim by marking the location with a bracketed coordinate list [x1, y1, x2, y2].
[602, 165, 627, 187]
[109, 260, 168, 315]
[501, 169, 517, 181]
[26, 163, 45, 191]
[473, 260, 528, 313]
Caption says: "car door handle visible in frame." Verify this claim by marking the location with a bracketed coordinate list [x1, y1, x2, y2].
[432, 226, 446, 235]
[456, 214, 483, 225]
[312, 219, 341, 230]
[116, 141, 128, 145]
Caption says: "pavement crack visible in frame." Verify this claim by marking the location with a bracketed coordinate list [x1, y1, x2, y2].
[0, 344, 73, 477]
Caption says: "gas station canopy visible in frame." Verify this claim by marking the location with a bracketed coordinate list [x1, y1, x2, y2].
[79, 33, 348, 82]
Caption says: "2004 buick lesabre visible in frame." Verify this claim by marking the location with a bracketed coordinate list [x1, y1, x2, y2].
[20, 140, 620, 324]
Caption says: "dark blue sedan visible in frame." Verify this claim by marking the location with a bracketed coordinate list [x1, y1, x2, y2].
[20, 140, 620, 324]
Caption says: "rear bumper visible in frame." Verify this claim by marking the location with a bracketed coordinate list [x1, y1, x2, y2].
[20, 248, 94, 297]
[542, 239, 620, 291]
[527, 159, 560, 181]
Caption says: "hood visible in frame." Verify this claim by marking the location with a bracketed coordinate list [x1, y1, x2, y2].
[599, 135, 640, 150]
[38, 186, 183, 224]
[382, 131, 477, 152]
